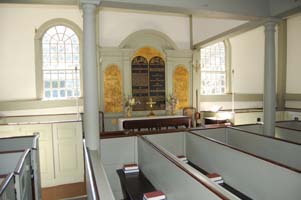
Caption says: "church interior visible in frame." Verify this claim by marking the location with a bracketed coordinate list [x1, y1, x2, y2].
[0, 0, 300, 200]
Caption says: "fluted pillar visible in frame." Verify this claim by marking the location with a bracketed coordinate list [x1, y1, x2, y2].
[82, 3, 99, 150]
[263, 19, 278, 136]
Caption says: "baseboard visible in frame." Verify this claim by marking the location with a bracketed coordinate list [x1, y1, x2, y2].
[42, 182, 86, 200]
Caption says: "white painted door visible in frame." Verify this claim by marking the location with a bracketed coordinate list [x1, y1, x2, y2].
[52, 122, 84, 185]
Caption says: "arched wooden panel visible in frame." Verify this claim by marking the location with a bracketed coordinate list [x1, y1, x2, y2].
[104, 64, 123, 112]
[173, 66, 189, 109]
[149, 56, 166, 110]
[132, 56, 149, 111]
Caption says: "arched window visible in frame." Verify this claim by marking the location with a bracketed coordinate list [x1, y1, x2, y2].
[35, 19, 82, 100]
[42, 25, 80, 99]
[200, 41, 229, 95]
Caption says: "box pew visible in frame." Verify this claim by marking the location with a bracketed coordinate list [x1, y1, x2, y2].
[84, 140, 115, 200]
[276, 120, 301, 130]
[186, 132, 301, 200]
[191, 127, 301, 170]
[145, 132, 251, 199]
[0, 173, 16, 200]
[236, 122, 301, 144]
[0, 135, 41, 200]
[138, 135, 240, 200]
[0, 149, 33, 200]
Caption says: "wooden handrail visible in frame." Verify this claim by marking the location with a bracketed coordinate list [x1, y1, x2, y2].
[0, 173, 14, 196]
[14, 149, 31, 175]
[83, 140, 100, 200]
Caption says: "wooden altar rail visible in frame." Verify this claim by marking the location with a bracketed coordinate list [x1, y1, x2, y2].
[122, 116, 191, 131]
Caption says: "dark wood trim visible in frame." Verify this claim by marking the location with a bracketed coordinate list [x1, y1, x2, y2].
[14, 149, 31, 175]
[188, 131, 301, 173]
[0, 135, 36, 140]
[276, 125, 301, 132]
[0, 174, 8, 179]
[139, 136, 230, 200]
[0, 173, 14, 196]
[0, 149, 25, 154]
[230, 127, 301, 145]
[100, 128, 190, 139]
[0, 112, 82, 119]
[0, 120, 81, 126]
[83, 140, 100, 200]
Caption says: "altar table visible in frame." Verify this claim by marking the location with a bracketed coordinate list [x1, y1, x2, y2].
[118, 115, 191, 131]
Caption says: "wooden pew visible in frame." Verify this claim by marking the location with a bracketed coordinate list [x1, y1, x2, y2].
[145, 131, 301, 200]
[84, 140, 115, 200]
[138, 135, 240, 200]
[236, 122, 301, 144]
[0, 173, 16, 200]
[100, 132, 240, 200]
[0, 149, 33, 200]
[192, 127, 301, 170]
[116, 169, 156, 200]
[0, 135, 41, 200]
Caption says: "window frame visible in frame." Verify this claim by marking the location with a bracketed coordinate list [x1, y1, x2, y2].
[35, 18, 83, 100]
[199, 40, 232, 96]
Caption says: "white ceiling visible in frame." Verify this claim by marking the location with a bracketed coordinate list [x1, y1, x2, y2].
[1, 0, 300, 20]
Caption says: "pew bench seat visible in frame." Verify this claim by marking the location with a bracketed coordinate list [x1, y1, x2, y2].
[187, 161, 252, 200]
[117, 169, 156, 200]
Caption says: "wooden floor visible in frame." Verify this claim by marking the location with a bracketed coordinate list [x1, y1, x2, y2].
[42, 182, 86, 200]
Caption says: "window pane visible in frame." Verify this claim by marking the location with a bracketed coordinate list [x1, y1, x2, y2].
[44, 81, 50, 88]
[52, 90, 58, 98]
[200, 42, 226, 95]
[42, 25, 80, 99]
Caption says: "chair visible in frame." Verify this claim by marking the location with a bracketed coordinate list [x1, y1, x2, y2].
[182, 107, 201, 127]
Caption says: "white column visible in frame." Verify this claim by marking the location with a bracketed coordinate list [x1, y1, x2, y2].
[263, 19, 278, 136]
[82, 3, 99, 150]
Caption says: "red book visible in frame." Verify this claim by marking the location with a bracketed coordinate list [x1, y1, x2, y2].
[207, 173, 222, 182]
[123, 164, 138, 170]
[143, 191, 166, 200]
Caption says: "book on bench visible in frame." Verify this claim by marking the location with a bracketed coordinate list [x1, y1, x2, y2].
[177, 155, 188, 163]
[123, 164, 139, 174]
[143, 190, 166, 200]
[207, 173, 224, 184]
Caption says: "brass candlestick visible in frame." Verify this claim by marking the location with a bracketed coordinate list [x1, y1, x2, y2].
[146, 98, 156, 116]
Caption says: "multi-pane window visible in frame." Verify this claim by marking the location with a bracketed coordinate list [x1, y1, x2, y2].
[42, 26, 80, 99]
[200, 42, 226, 95]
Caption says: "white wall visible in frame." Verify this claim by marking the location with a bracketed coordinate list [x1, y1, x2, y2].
[192, 17, 247, 44]
[0, 4, 82, 101]
[286, 14, 301, 94]
[230, 26, 265, 94]
[99, 9, 190, 49]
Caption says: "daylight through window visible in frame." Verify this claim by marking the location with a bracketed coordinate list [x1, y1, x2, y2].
[42, 25, 80, 99]
[200, 42, 226, 95]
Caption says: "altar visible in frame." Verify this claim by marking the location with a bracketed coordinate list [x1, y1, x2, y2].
[118, 115, 191, 131]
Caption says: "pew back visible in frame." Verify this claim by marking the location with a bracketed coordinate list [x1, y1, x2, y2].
[14, 149, 33, 200]
[192, 127, 301, 170]
[0, 173, 16, 200]
[0, 135, 41, 200]
[0, 151, 24, 175]
[186, 132, 301, 200]
[227, 127, 301, 170]
[138, 136, 234, 200]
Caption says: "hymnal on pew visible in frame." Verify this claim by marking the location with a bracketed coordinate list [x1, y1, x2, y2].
[143, 190, 166, 200]
[123, 164, 139, 174]
[207, 173, 224, 184]
[177, 155, 188, 163]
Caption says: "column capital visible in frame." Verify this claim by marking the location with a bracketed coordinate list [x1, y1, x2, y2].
[79, 0, 101, 7]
